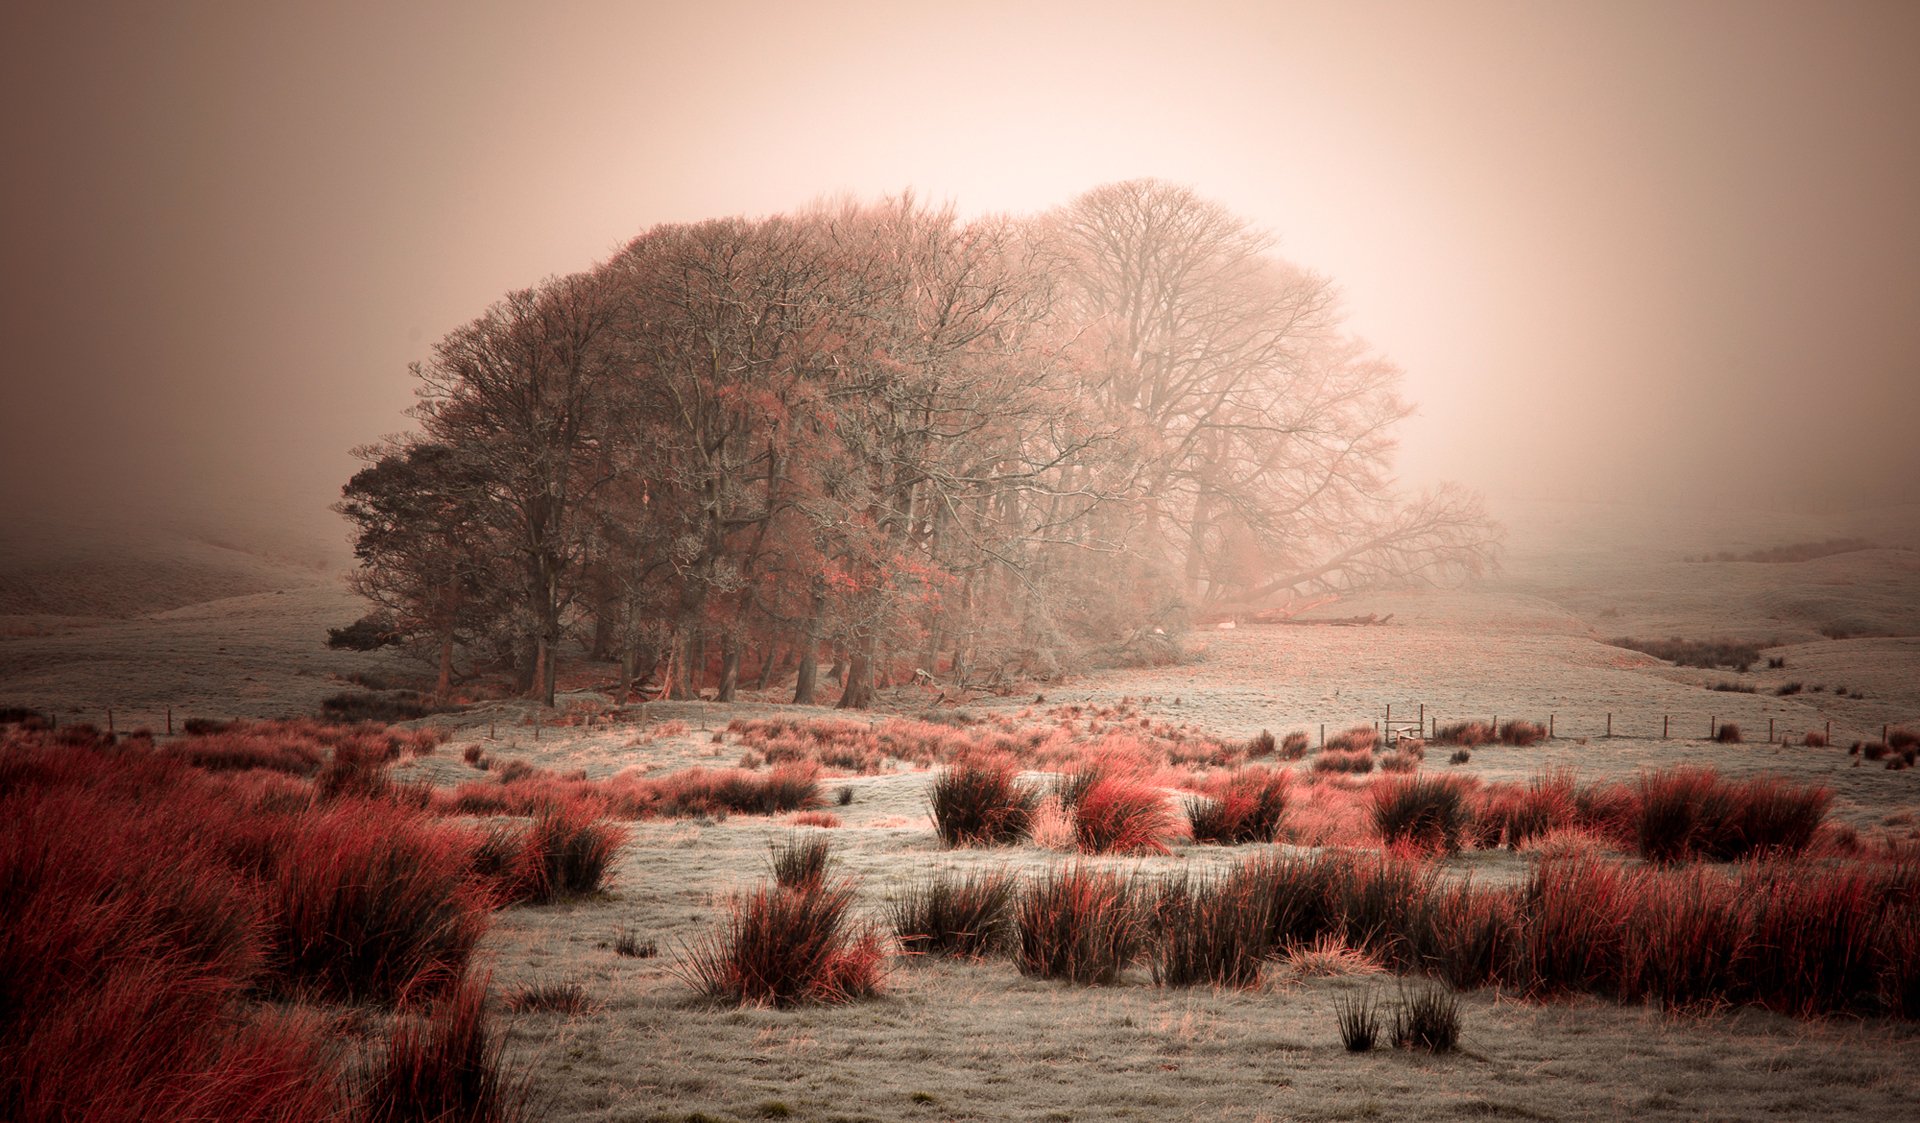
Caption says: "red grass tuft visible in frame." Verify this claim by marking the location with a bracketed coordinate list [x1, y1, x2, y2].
[679, 881, 886, 1007]
[1014, 865, 1143, 984]
[1073, 775, 1177, 855]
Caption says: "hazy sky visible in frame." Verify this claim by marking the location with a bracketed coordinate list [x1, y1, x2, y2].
[4, 0, 1917, 554]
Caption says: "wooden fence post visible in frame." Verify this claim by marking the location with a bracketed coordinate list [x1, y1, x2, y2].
[166, 705, 173, 735]
[1606, 712, 1612, 738]
[1549, 713, 1555, 738]
[1663, 715, 1668, 740]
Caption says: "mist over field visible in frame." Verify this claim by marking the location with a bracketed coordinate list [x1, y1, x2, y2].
[4, 4, 1920, 1123]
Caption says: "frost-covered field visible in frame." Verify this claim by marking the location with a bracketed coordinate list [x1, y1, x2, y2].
[5, 500, 1920, 1121]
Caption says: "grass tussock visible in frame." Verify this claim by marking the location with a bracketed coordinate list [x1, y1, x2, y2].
[1325, 725, 1380, 753]
[359, 976, 531, 1123]
[1371, 775, 1474, 854]
[1432, 721, 1495, 747]
[1148, 869, 1274, 988]
[1072, 775, 1178, 855]
[889, 870, 1017, 959]
[1311, 747, 1375, 774]
[1335, 990, 1381, 1051]
[1279, 731, 1310, 760]
[769, 833, 833, 892]
[1390, 983, 1461, 1052]
[1014, 865, 1143, 985]
[679, 880, 886, 1007]
[1185, 766, 1289, 845]
[1633, 768, 1829, 863]
[1498, 720, 1548, 746]
[928, 757, 1036, 847]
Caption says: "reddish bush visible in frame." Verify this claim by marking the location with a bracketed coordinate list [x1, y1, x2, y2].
[1512, 855, 1633, 996]
[1803, 730, 1829, 748]
[1633, 767, 1829, 863]
[1325, 725, 1380, 753]
[1371, 775, 1474, 853]
[1149, 870, 1273, 988]
[1714, 722, 1743, 744]
[1279, 731, 1310, 760]
[790, 811, 841, 828]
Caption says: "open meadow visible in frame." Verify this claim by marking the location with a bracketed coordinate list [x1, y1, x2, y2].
[4, 500, 1920, 1122]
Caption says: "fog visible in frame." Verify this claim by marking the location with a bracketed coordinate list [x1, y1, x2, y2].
[4, 0, 1917, 561]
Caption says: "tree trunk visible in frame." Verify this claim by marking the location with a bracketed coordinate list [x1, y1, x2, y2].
[793, 647, 819, 705]
[754, 644, 780, 690]
[835, 648, 874, 709]
[617, 646, 636, 702]
[435, 634, 455, 701]
[715, 634, 741, 703]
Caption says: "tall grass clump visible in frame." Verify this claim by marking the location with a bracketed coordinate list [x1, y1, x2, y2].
[1714, 722, 1743, 744]
[1325, 725, 1380, 753]
[1371, 775, 1473, 853]
[1279, 730, 1311, 760]
[1432, 721, 1494, 747]
[1014, 865, 1143, 985]
[359, 976, 532, 1123]
[769, 832, 833, 892]
[928, 758, 1036, 847]
[1498, 720, 1547, 747]
[1335, 990, 1380, 1052]
[889, 870, 1017, 959]
[1185, 766, 1290, 844]
[263, 799, 491, 1004]
[1148, 870, 1274, 988]
[1632, 767, 1829, 863]
[1072, 775, 1178, 855]
[1390, 982, 1461, 1052]
[680, 880, 885, 1007]
[510, 803, 629, 904]
[1311, 748, 1374, 775]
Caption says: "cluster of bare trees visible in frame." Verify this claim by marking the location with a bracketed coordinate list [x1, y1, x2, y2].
[338, 181, 1498, 707]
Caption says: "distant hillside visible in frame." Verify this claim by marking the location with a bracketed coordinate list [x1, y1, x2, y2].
[0, 511, 334, 618]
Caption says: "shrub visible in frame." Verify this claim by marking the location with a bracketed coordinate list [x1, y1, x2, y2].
[1775, 682, 1803, 696]
[1618, 866, 1748, 1011]
[326, 613, 401, 650]
[1449, 749, 1471, 765]
[1014, 865, 1143, 985]
[790, 811, 841, 828]
[1609, 637, 1761, 672]
[1861, 741, 1890, 761]
[1390, 983, 1461, 1052]
[1311, 748, 1374, 775]
[1715, 723, 1743, 744]
[1371, 775, 1473, 853]
[1073, 775, 1177, 855]
[836, 785, 855, 806]
[680, 880, 886, 1007]
[928, 758, 1036, 847]
[1279, 731, 1310, 760]
[1803, 730, 1829, 748]
[1377, 750, 1419, 773]
[1712, 681, 1756, 694]
[1185, 766, 1289, 845]
[359, 976, 531, 1123]
[319, 690, 461, 724]
[769, 833, 833, 892]
[889, 870, 1017, 959]
[1890, 728, 1920, 752]
[1148, 871, 1273, 988]
[1248, 730, 1277, 758]
[1335, 990, 1381, 1052]
[462, 744, 486, 766]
